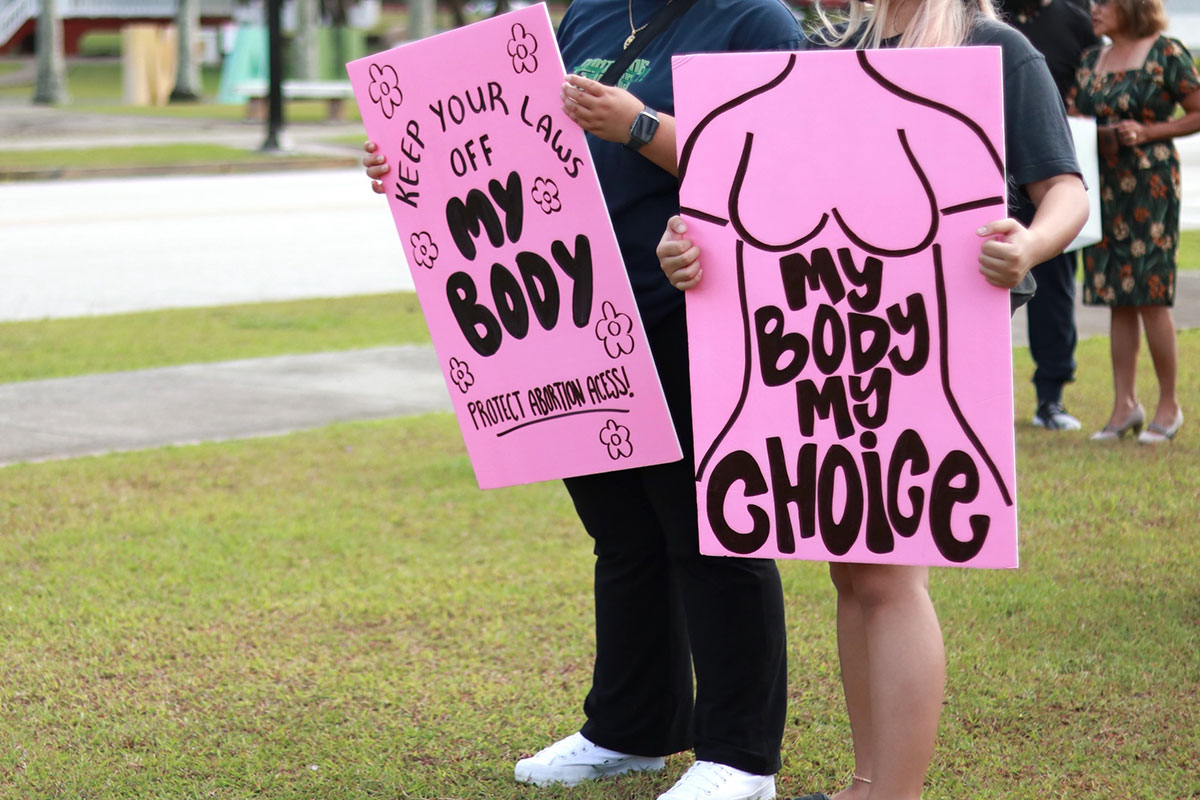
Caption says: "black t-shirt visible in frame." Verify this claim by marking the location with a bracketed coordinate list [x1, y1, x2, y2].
[840, 16, 1080, 302]
[963, 18, 1082, 226]
[816, 16, 1080, 224]
[966, 18, 1083, 304]
[1004, 0, 1098, 101]
[861, 18, 1081, 224]
[556, 0, 806, 327]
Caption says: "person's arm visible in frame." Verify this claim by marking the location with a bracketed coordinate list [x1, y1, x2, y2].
[561, 75, 678, 176]
[976, 172, 1088, 288]
[1112, 88, 1200, 147]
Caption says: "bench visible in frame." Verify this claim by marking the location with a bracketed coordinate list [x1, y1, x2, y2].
[236, 80, 356, 121]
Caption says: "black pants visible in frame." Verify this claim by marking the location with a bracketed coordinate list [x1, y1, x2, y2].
[563, 306, 788, 776]
[1027, 250, 1078, 405]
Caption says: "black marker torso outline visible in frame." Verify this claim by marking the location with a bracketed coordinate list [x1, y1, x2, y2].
[683, 49, 1012, 507]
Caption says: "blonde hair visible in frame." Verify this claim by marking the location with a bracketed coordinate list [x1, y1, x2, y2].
[813, 0, 998, 50]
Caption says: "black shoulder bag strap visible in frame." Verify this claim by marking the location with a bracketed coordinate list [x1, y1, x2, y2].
[598, 0, 703, 86]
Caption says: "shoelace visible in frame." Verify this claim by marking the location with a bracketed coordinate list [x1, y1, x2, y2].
[546, 733, 593, 763]
[677, 761, 733, 792]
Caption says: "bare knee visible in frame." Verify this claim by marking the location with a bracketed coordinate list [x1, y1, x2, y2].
[829, 561, 854, 595]
[843, 563, 930, 611]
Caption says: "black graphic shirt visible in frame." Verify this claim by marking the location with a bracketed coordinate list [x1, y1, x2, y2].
[556, 0, 806, 328]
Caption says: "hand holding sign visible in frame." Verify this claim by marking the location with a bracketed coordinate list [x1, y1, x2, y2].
[363, 140, 389, 194]
[657, 216, 703, 291]
[976, 218, 1039, 288]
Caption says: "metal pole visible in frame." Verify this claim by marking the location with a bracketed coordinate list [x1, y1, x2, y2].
[262, 0, 284, 151]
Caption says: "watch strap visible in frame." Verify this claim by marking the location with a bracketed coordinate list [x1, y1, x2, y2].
[624, 106, 660, 151]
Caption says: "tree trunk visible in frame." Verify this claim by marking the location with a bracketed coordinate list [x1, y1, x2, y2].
[33, 0, 68, 105]
[325, 0, 347, 72]
[446, 0, 467, 28]
[294, 0, 321, 80]
[407, 0, 437, 40]
[170, 0, 202, 101]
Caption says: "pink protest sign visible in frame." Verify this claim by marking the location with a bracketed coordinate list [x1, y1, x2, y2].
[347, 5, 681, 489]
[673, 48, 1018, 568]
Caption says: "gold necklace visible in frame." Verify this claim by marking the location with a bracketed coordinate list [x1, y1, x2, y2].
[625, 0, 672, 50]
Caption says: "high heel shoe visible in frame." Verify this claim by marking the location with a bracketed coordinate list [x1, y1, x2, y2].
[1090, 404, 1145, 441]
[1137, 408, 1183, 444]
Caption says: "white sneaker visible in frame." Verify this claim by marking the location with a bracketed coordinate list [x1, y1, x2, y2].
[513, 732, 665, 787]
[657, 760, 776, 800]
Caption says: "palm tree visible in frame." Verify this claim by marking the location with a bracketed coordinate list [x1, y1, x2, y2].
[170, 0, 203, 101]
[33, 0, 68, 105]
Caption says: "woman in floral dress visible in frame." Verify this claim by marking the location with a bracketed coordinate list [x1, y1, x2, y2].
[1070, 0, 1200, 443]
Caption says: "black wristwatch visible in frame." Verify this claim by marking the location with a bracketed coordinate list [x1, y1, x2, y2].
[624, 106, 660, 151]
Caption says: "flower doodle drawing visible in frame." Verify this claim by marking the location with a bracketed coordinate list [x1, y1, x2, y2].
[410, 232, 439, 269]
[531, 177, 562, 214]
[508, 23, 538, 74]
[594, 301, 635, 359]
[599, 419, 633, 460]
[448, 358, 475, 394]
[367, 62, 403, 119]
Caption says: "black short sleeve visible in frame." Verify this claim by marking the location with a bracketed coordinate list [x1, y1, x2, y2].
[970, 20, 1081, 223]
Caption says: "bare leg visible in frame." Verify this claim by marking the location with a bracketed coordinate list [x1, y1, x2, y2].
[1138, 305, 1180, 427]
[1106, 306, 1141, 427]
[846, 563, 944, 800]
[829, 563, 872, 800]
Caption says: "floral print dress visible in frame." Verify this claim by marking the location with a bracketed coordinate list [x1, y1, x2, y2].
[1071, 35, 1200, 306]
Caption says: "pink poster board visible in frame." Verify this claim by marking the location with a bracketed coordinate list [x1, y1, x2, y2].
[673, 48, 1018, 568]
[347, 5, 681, 489]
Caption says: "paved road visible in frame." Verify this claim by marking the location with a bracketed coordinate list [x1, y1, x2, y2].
[0, 169, 413, 321]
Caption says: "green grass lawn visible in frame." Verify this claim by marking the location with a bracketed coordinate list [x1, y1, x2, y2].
[1178, 228, 1200, 270]
[0, 294, 429, 384]
[0, 60, 220, 103]
[327, 132, 373, 148]
[0, 59, 364, 124]
[0, 321, 1196, 798]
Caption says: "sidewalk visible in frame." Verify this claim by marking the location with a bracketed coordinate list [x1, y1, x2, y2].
[0, 347, 451, 467]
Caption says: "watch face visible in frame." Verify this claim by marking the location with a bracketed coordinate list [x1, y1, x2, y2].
[629, 110, 659, 149]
